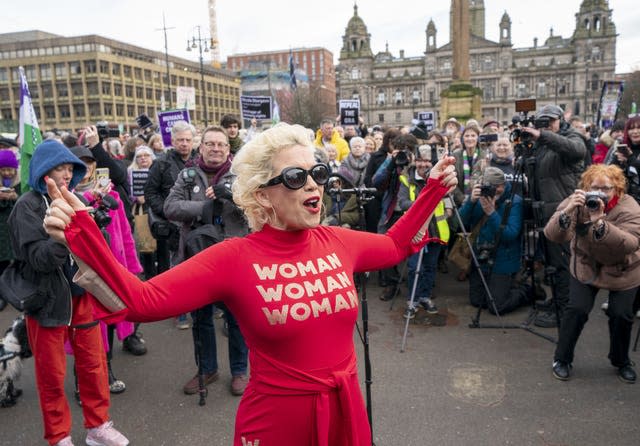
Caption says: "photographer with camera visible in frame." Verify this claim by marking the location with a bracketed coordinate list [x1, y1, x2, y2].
[519, 104, 588, 327]
[372, 133, 417, 300]
[458, 167, 527, 315]
[144, 121, 197, 328]
[8, 140, 129, 446]
[604, 116, 640, 203]
[398, 144, 452, 315]
[82, 124, 134, 231]
[163, 126, 249, 397]
[544, 164, 640, 383]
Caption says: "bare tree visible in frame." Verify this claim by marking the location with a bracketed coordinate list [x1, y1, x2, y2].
[619, 70, 640, 118]
[276, 82, 335, 129]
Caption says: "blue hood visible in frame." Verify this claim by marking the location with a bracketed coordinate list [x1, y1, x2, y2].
[28, 140, 87, 194]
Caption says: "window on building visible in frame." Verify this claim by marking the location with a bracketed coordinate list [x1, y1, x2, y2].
[483, 56, 494, 71]
[86, 82, 98, 95]
[84, 60, 97, 74]
[377, 90, 385, 105]
[44, 105, 55, 119]
[114, 83, 122, 96]
[502, 85, 509, 99]
[74, 104, 85, 118]
[537, 81, 547, 97]
[136, 86, 143, 98]
[0, 68, 7, 82]
[99, 61, 109, 74]
[125, 85, 133, 96]
[352, 90, 359, 100]
[395, 112, 402, 121]
[104, 103, 113, 116]
[89, 102, 100, 116]
[56, 83, 68, 97]
[58, 105, 70, 118]
[54, 63, 67, 78]
[146, 88, 152, 100]
[0, 88, 9, 101]
[101, 83, 111, 95]
[412, 89, 420, 104]
[41, 83, 52, 97]
[116, 104, 124, 116]
[134, 68, 142, 80]
[351, 67, 360, 80]
[39, 64, 52, 80]
[123, 65, 132, 78]
[395, 89, 403, 105]
[517, 82, 527, 98]
[112, 63, 121, 76]
[69, 62, 81, 75]
[127, 105, 134, 116]
[591, 73, 600, 91]
[442, 60, 451, 72]
[144, 69, 151, 80]
[378, 113, 384, 123]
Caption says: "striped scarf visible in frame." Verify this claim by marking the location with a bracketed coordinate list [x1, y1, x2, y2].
[463, 149, 478, 195]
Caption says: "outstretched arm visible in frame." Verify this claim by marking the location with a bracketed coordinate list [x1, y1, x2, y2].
[43, 178, 229, 322]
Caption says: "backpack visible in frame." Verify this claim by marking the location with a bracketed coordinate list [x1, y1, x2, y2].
[183, 224, 225, 259]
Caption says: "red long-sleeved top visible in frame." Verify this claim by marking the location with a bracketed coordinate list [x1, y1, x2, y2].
[65, 178, 449, 446]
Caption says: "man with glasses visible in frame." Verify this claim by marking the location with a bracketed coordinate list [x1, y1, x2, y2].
[164, 126, 250, 396]
[520, 104, 588, 327]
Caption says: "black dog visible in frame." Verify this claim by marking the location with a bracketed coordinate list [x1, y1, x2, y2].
[0, 315, 32, 407]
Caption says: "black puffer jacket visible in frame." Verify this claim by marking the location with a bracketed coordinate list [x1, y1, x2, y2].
[144, 149, 197, 219]
[9, 191, 85, 327]
[528, 126, 587, 222]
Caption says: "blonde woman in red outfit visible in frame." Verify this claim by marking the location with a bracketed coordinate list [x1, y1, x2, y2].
[43, 123, 457, 446]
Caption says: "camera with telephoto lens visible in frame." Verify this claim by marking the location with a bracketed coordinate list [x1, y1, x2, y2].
[480, 183, 497, 199]
[394, 150, 410, 168]
[91, 193, 119, 229]
[96, 121, 120, 140]
[585, 191, 608, 210]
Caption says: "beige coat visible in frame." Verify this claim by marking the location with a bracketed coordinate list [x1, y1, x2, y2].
[544, 194, 640, 290]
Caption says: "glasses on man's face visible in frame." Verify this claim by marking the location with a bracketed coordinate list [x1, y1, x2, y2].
[202, 141, 228, 149]
[261, 164, 330, 190]
[590, 185, 614, 192]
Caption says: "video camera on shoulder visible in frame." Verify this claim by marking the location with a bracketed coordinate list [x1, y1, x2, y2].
[96, 121, 120, 140]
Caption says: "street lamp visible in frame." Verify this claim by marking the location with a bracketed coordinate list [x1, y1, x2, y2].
[186, 26, 213, 126]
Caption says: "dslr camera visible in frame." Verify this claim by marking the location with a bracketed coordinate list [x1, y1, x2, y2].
[96, 121, 120, 140]
[585, 191, 608, 210]
[394, 150, 411, 168]
[91, 194, 119, 229]
[480, 183, 497, 199]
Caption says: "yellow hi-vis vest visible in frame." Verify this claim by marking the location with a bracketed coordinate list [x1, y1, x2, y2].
[399, 175, 450, 243]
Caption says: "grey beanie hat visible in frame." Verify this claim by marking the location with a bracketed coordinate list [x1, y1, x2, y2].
[482, 167, 506, 186]
[536, 104, 564, 120]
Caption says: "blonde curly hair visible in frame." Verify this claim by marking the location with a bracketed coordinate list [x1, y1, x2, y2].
[231, 122, 315, 231]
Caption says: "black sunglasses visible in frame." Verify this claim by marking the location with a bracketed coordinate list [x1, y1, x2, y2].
[261, 163, 330, 190]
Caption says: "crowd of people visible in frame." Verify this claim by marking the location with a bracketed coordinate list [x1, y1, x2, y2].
[1, 106, 639, 445]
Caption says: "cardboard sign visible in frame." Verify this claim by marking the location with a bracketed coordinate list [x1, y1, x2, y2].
[130, 170, 149, 197]
[339, 99, 360, 126]
[157, 109, 191, 148]
[240, 96, 272, 120]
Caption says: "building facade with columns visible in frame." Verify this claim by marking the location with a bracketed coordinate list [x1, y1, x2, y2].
[337, 1, 617, 128]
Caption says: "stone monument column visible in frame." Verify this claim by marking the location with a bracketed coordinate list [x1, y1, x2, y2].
[440, 0, 482, 126]
[452, 0, 470, 81]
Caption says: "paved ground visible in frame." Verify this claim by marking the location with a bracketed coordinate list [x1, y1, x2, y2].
[1, 265, 639, 445]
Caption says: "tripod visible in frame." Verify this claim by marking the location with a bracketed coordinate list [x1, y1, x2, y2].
[467, 153, 559, 344]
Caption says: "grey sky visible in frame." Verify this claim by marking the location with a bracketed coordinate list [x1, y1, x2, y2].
[3, 0, 639, 72]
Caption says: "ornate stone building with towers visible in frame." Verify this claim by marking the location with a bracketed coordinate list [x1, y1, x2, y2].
[336, 1, 617, 128]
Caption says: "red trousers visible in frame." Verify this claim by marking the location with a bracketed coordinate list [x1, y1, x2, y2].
[26, 294, 110, 445]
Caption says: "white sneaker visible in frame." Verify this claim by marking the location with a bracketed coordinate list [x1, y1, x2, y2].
[601, 300, 609, 311]
[86, 421, 129, 446]
[55, 436, 75, 446]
